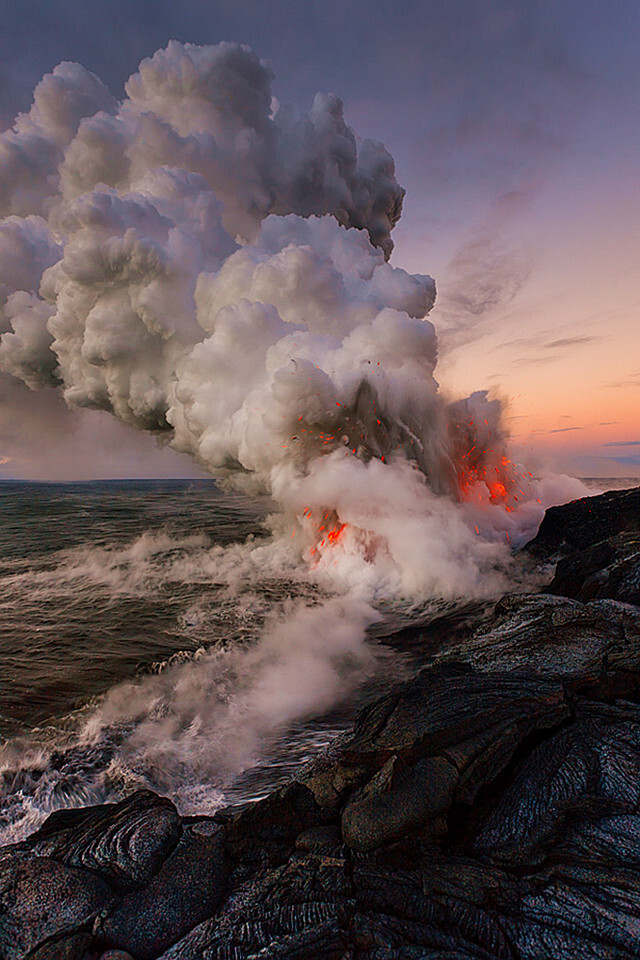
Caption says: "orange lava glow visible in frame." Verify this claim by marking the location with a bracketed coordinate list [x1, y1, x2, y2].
[456, 445, 530, 512]
[299, 507, 348, 557]
[326, 523, 347, 543]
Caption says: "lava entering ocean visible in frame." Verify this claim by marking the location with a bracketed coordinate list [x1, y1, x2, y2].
[0, 40, 594, 844]
[0, 39, 588, 593]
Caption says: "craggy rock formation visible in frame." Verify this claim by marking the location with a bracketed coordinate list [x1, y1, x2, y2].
[547, 533, 640, 606]
[434, 593, 640, 677]
[2, 486, 640, 960]
[526, 486, 640, 607]
[526, 486, 640, 559]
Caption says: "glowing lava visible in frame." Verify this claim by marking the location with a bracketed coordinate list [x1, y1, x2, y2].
[297, 508, 349, 557]
[456, 449, 536, 514]
[326, 523, 347, 544]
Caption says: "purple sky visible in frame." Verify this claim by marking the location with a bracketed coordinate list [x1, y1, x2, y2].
[1, 0, 638, 478]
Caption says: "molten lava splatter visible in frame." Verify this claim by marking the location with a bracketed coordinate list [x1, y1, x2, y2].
[326, 523, 347, 544]
[455, 438, 531, 512]
[299, 508, 349, 558]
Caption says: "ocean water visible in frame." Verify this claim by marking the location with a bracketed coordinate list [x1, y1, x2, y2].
[0, 481, 269, 731]
[0, 479, 430, 843]
[0, 476, 635, 845]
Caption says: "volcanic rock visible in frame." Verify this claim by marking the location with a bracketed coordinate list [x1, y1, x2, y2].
[547, 532, 640, 606]
[3, 490, 640, 958]
[434, 593, 640, 677]
[334, 664, 570, 852]
[96, 823, 227, 959]
[526, 485, 640, 559]
[16, 789, 182, 892]
[4, 629, 640, 959]
[27, 933, 94, 960]
[525, 484, 640, 612]
[0, 853, 115, 960]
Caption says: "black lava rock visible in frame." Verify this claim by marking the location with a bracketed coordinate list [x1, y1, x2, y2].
[4, 489, 640, 959]
[526, 485, 640, 559]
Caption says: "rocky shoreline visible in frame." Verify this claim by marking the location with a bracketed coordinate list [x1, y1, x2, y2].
[2, 486, 640, 960]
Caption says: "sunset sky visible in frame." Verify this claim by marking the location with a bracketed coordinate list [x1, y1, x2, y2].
[0, 0, 638, 479]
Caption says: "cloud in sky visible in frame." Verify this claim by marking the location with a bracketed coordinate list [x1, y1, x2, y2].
[604, 378, 640, 389]
[498, 333, 600, 354]
[545, 336, 598, 350]
[603, 454, 640, 467]
[430, 187, 534, 350]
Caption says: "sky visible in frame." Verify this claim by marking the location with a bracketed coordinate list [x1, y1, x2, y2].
[0, 0, 638, 479]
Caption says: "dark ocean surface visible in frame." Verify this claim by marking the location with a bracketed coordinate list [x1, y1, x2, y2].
[0, 480, 271, 732]
[0, 476, 634, 844]
[0, 479, 427, 842]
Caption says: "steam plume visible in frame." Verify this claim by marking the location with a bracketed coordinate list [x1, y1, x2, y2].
[0, 40, 582, 591]
[0, 44, 594, 837]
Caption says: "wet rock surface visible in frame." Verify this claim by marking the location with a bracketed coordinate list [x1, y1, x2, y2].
[0, 853, 116, 960]
[434, 593, 640, 678]
[1, 487, 640, 960]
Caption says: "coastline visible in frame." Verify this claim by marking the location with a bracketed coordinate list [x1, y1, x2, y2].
[2, 485, 640, 960]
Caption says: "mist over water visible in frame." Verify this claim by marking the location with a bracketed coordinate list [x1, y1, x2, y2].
[0, 42, 597, 842]
[0, 481, 415, 841]
[0, 472, 586, 845]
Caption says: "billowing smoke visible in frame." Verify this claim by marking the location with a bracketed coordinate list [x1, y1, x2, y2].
[0, 39, 590, 592]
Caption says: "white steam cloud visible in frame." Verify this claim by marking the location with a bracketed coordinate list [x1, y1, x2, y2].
[0, 40, 591, 658]
[0, 39, 547, 584]
[0, 42, 592, 836]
